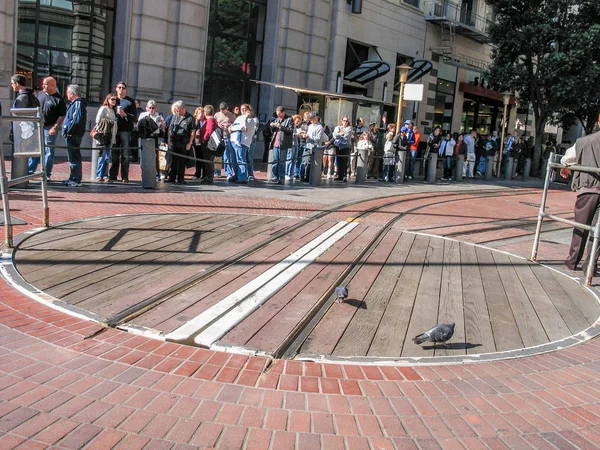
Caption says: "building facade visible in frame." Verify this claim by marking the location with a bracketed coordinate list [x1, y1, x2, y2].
[2, 0, 516, 152]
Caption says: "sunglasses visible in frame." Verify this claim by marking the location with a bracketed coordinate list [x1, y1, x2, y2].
[148, 106, 156, 110]
[109, 98, 117, 101]
[116, 86, 126, 89]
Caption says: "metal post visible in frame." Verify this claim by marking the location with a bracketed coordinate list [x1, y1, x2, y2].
[355, 148, 367, 185]
[585, 221, 600, 286]
[267, 147, 274, 180]
[523, 158, 531, 180]
[395, 150, 406, 183]
[309, 146, 324, 187]
[504, 156, 513, 181]
[37, 107, 49, 227]
[140, 139, 157, 189]
[497, 92, 511, 178]
[531, 154, 554, 262]
[0, 135, 13, 248]
[484, 155, 493, 180]
[426, 152, 437, 182]
[395, 64, 412, 128]
[455, 154, 464, 182]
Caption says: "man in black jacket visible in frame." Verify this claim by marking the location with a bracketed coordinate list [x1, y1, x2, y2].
[61, 84, 87, 187]
[268, 106, 293, 184]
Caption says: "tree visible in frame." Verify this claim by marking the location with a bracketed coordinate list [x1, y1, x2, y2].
[486, 0, 600, 173]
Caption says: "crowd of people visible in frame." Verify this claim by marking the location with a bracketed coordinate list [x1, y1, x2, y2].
[9, 73, 548, 187]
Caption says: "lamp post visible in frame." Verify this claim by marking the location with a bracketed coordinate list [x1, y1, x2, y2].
[497, 91, 512, 178]
[395, 64, 412, 129]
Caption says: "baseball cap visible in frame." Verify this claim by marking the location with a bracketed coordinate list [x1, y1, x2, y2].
[309, 112, 319, 118]
[404, 119, 413, 125]
[400, 126, 408, 133]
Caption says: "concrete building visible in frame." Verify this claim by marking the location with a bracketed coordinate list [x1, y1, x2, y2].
[2, 0, 519, 155]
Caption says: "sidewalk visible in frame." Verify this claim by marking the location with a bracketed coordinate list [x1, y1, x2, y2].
[1, 168, 599, 449]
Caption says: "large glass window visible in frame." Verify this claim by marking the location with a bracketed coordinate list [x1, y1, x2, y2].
[17, 0, 115, 104]
[203, 0, 266, 108]
[433, 79, 455, 133]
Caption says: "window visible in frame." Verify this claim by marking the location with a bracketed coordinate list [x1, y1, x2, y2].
[16, 0, 115, 104]
[203, 0, 266, 108]
[403, 0, 419, 8]
[433, 79, 455, 133]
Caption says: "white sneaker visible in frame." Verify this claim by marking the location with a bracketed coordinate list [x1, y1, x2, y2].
[65, 180, 82, 187]
[285, 175, 292, 181]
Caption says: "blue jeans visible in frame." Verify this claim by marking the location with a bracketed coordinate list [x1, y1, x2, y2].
[248, 140, 256, 179]
[407, 150, 417, 177]
[285, 146, 298, 177]
[65, 135, 83, 183]
[231, 141, 248, 182]
[223, 138, 235, 177]
[28, 127, 57, 177]
[96, 146, 111, 179]
[478, 155, 486, 174]
[295, 143, 305, 177]
[271, 146, 285, 180]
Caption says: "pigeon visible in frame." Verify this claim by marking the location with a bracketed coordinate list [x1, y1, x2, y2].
[334, 286, 348, 303]
[412, 323, 455, 347]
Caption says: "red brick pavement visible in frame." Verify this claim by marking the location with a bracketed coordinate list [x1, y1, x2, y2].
[1, 177, 599, 449]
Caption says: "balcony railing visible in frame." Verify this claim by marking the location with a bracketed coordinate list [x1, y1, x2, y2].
[423, 0, 492, 42]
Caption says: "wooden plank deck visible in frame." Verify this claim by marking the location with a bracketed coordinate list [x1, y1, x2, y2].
[13, 214, 600, 359]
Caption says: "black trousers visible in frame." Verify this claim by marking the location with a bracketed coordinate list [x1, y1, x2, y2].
[565, 192, 600, 271]
[168, 144, 187, 182]
[336, 147, 350, 179]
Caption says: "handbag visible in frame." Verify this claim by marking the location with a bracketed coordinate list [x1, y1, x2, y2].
[207, 127, 226, 156]
[333, 137, 349, 149]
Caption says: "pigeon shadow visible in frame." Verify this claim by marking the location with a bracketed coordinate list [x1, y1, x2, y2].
[341, 299, 367, 309]
[421, 342, 481, 350]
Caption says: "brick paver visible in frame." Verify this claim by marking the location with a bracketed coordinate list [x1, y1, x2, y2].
[1, 172, 599, 448]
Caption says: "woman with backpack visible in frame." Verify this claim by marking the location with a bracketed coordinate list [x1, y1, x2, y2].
[93, 94, 118, 181]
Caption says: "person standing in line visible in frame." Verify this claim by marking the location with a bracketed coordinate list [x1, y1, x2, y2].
[439, 132, 456, 180]
[286, 114, 303, 180]
[61, 84, 87, 187]
[229, 103, 258, 184]
[332, 116, 353, 182]
[192, 106, 206, 181]
[463, 129, 477, 179]
[404, 120, 418, 180]
[27, 76, 66, 180]
[166, 101, 194, 184]
[381, 132, 395, 182]
[109, 81, 136, 182]
[93, 94, 118, 181]
[269, 106, 294, 184]
[302, 112, 324, 182]
[200, 104, 219, 185]
[561, 113, 600, 276]
[214, 102, 236, 180]
[424, 126, 441, 180]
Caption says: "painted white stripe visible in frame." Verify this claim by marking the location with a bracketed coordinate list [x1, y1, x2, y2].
[193, 221, 359, 347]
[165, 221, 356, 343]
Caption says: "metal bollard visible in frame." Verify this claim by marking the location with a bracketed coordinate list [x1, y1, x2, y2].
[267, 147, 274, 180]
[455, 154, 464, 182]
[11, 151, 29, 189]
[504, 156, 513, 181]
[395, 150, 406, 183]
[309, 146, 323, 187]
[541, 157, 549, 179]
[140, 139, 157, 189]
[426, 152, 437, 182]
[355, 148, 368, 185]
[484, 155, 494, 181]
[523, 158, 531, 180]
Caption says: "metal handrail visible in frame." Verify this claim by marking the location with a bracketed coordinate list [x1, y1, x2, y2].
[0, 109, 49, 248]
[531, 153, 599, 286]
[422, 0, 492, 36]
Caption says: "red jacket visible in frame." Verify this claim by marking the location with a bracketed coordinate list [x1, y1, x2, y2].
[203, 117, 218, 143]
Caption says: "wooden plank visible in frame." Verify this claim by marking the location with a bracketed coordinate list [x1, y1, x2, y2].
[459, 245, 496, 354]
[402, 235, 444, 357]
[434, 239, 465, 357]
[491, 251, 548, 347]
[367, 232, 421, 357]
[509, 256, 572, 341]
[297, 231, 396, 356]
[28, 214, 224, 290]
[71, 215, 275, 314]
[133, 219, 336, 332]
[529, 264, 593, 333]
[548, 269, 600, 325]
[332, 230, 407, 357]
[236, 225, 381, 353]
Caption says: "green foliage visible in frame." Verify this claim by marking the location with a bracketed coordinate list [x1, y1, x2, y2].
[487, 0, 600, 171]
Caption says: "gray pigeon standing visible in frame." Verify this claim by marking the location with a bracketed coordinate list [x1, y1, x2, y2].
[334, 286, 348, 303]
[412, 323, 455, 347]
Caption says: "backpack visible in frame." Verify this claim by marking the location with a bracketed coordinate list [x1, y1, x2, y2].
[138, 116, 159, 139]
[207, 126, 226, 156]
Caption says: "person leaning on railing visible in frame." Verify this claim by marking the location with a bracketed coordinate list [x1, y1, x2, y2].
[560, 113, 600, 276]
